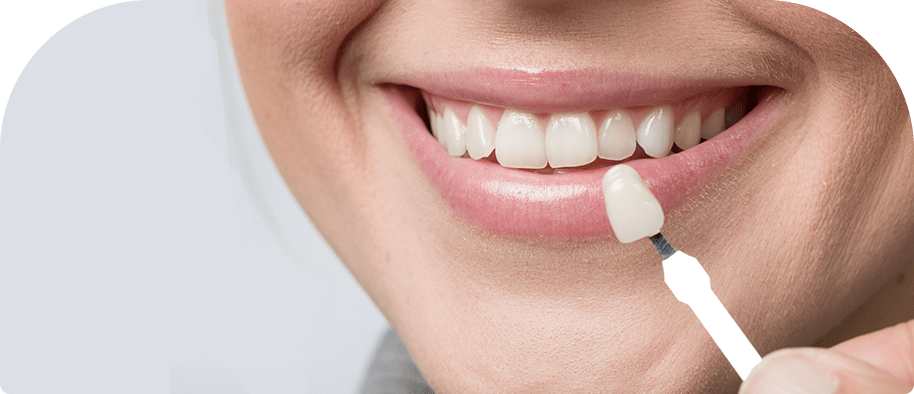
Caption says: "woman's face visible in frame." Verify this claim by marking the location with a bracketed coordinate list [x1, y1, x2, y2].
[224, 1, 913, 392]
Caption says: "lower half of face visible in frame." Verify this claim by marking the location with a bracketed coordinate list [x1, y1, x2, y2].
[225, 0, 914, 392]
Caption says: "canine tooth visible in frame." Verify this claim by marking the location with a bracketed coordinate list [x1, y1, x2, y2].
[427, 107, 439, 139]
[427, 107, 447, 148]
[598, 109, 637, 161]
[674, 110, 701, 150]
[701, 107, 725, 140]
[636, 105, 674, 158]
[442, 106, 467, 156]
[495, 110, 547, 169]
[545, 113, 598, 168]
[466, 106, 496, 159]
[430, 110, 447, 149]
[602, 164, 664, 243]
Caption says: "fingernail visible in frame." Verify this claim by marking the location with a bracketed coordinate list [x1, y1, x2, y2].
[741, 350, 838, 394]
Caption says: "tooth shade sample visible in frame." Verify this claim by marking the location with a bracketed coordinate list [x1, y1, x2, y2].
[602, 164, 664, 243]
[442, 106, 467, 156]
[636, 105, 674, 158]
[701, 107, 725, 140]
[674, 110, 701, 150]
[545, 113, 599, 168]
[466, 106, 496, 159]
[598, 109, 637, 161]
[495, 110, 548, 169]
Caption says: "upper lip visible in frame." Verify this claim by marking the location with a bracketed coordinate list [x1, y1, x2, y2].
[390, 68, 772, 113]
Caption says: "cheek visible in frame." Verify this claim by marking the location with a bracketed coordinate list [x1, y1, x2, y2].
[224, 0, 392, 209]
[676, 65, 911, 347]
[728, 0, 912, 266]
[224, 3, 419, 287]
[225, 0, 387, 73]
[224, 0, 392, 171]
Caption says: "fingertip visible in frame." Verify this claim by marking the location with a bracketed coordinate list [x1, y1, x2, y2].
[742, 347, 914, 394]
[740, 349, 838, 394]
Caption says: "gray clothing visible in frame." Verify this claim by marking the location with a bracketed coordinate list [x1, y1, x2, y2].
[359, 329, 435, 394]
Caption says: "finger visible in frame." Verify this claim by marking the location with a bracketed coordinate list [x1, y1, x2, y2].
[738, 348, 913, 394]
[830, 319, 914, 386]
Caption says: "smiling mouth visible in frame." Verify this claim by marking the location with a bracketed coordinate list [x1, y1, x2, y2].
[420, 86, 761, 174]
[383, 71, 787, 240]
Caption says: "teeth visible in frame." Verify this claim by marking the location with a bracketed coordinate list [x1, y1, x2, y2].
[466, 105, 496, 159]
[427, 107, 439, 139]
[598, 109, 637, 161]
[495, 110, 548, 169]
[426, 98, 748, 170]
[545, 113, 598, 168]
[602, 164, 664, 243]
[429, 109, 447, 149]
[674, 110, 701, 150]
[636, 105, 674, 158]
[700, 107, 725, 140]
[442, 106, 467, 156]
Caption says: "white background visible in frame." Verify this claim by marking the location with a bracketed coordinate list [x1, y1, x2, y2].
[1, 1, 388, 393]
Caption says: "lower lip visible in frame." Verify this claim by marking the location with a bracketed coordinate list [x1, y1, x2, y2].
[383, 87, 787, 240]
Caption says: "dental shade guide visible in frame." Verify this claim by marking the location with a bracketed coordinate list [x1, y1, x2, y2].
[602, 165, 762, 381]
[648, 233, 762, 381]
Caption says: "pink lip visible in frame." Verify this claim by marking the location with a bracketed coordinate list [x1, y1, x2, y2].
[389, 69, 767, 113]
[382, 71, 787, 240]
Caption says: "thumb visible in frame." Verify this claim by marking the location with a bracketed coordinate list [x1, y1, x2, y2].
[739, 321, 914, 394]
[739, 348, 911, 393]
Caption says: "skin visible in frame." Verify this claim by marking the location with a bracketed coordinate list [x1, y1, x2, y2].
[741, 320, 914, 393]
[224, 1, 914, 392]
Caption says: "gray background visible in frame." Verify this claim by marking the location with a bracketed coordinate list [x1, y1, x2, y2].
[0, 0, 387, 393]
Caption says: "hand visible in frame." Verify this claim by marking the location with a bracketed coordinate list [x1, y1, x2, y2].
[739, 320, 914, 394]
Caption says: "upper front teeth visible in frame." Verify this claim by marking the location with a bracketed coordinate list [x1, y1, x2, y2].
[429, 102, 735, 169]
[598, 109, 637, 161]
[441, 106, 468, 156]
[635, 105, 674, 158]
[466, 106, 496, 159]
[545, 113, 598, 168]
[495, 110, 548, 169]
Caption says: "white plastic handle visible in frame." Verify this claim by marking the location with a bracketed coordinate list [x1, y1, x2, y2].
[663, 252, 762, 381]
